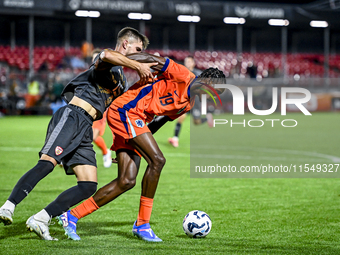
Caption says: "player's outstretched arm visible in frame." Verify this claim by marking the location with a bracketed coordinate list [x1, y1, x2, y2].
[95, 49, 157, 84]
[126, 53, 166, 72]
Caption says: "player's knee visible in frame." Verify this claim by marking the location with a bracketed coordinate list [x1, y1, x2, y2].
[150, 154, 166, 172]
[118, 177, 136, 191]
[78, 181, 98, 198]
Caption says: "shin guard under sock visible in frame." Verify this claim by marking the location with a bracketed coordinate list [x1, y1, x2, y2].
[44, 181, 97, 218]
[8, 160, 54, 205]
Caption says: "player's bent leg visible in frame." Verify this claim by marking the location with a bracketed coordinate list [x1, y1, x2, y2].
[66, 151, 140, 224]
[29, 179, 97, 241]
[0, 156, 56, 226]
[29, 165, 97, 240]
[129, 133, 166, 199]
[93, 150, 141, 207]
[57, 152, 140, 240]
[73, 164, 98, 183]
[128, 133, 165, 241]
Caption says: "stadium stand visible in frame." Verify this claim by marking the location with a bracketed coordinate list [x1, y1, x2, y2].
[0, 46, 339, 78]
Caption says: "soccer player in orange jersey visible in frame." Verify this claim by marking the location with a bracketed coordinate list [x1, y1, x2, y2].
[58, 52, 225, 241]
[0, 27, 156, 241]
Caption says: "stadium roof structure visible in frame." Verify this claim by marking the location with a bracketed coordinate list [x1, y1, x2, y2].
[1, 0, 340, 26]
[0, 1, 339, 31]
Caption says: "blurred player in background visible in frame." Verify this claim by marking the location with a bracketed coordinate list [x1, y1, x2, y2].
[91, 48, 111, 168]
[57, 52, 226, 242]
[168, 55, 213, 148]
[0, 27, 156, 241]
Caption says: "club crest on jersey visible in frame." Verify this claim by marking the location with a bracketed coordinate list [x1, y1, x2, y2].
[55, 146, 63, 156]
[135, 119, 144, 128]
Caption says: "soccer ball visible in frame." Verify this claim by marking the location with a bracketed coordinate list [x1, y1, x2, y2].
[182, 210, 212, 238]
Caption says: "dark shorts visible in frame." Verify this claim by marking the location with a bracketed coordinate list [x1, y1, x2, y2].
[40, 104, 96, 175]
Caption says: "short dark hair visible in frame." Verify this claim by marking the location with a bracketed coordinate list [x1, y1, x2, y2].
[117, 27, 149, 50]
[199, 67, 225, 80]
[198, 67, 226, 90]
[92, 48, 102, 56]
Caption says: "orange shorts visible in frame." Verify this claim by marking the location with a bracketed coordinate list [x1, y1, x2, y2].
[110, 133, 141, 157]
[107, 105, 150, 154]
[92, 110, 107, 136]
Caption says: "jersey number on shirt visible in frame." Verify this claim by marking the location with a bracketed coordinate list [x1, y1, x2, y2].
[159, 92, 174, 106]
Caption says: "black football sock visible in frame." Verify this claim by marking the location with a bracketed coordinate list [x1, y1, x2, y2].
[174, 122, 182, 137]
[44, 181, 97, 217]
[8, 160, 54, 205]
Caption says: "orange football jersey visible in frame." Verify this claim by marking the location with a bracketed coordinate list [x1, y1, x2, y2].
[111, 58, 195, 123]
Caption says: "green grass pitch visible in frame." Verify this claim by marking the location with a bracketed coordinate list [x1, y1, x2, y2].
[0, 113, 340, 254]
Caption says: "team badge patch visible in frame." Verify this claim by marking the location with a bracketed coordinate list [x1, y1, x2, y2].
[55, 146, 63, 156]
[135, 119, 145, 128]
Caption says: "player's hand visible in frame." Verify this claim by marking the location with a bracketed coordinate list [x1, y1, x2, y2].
[137, 62, 158, 84]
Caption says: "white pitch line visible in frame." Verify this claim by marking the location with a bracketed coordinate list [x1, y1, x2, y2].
[0, 146, 337, 163]
[0, 146, 38, 152]
[192, 145, 340, 163]
[166, 153, 331, 163]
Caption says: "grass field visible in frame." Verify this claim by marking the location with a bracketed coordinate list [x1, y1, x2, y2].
[0, 113, 340, 255]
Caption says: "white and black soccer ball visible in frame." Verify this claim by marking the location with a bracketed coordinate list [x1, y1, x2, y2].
[182, 210, 212, 238]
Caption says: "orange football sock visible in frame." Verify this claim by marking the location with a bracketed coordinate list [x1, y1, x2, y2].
[94, 136, 108, 155]
[70, 197, 100, 219]
[136, 196, 154, 226]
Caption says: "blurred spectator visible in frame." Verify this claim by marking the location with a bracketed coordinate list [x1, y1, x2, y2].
[39, 61, 49, 72]
[267, 62, 280, 78]
[8, 73, 20, 98]
[7, 73, 22, 114]
[247, 61, 257, 79]
[50, 74, 64, 103]
[184, 55, 201, 76]
[81, 40, 94, 65]
[25, 77, 41, 108]
[58, 52, 72, 69]
[230, 55, 243, 78]
[70, 56, 86, 69]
